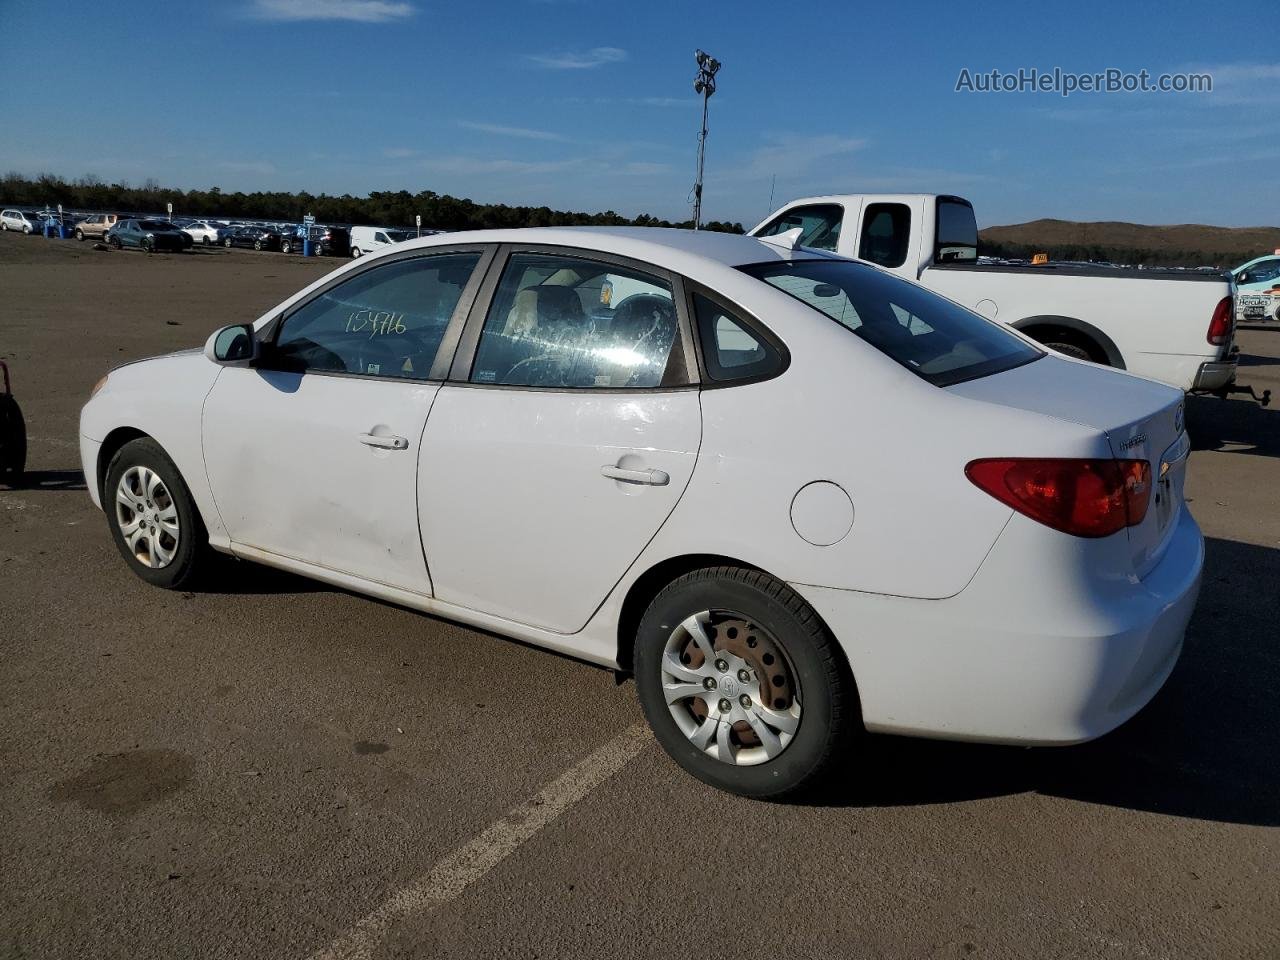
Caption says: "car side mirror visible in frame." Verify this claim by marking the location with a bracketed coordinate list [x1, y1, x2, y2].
[1236, 272, 1251, 284]
[204, 323, 259, 366]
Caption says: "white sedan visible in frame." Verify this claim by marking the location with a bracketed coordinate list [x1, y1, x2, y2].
[79, 228, 1203, 797]
[181, 220, 227, 246]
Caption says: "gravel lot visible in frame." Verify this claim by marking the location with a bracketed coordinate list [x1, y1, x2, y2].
[1, 230, 1278, 960]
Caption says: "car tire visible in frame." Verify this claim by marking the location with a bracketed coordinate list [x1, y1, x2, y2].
[75, 228, 85, 241]
[633, 566, 857, 799]
[104, 437, 212, 590]
[224, 238, 232, 248]
[109, 236, 121, 249]
[351, 247, 361, 259]
[1, 222, 7, 231]
[254, 240, 263, 251]
[281, 238, 292, 254]
[0, 392, 27, 483]
[23, 224, 31, 234]
[142, 239, 154, 253]
[202, 236, 211, 246]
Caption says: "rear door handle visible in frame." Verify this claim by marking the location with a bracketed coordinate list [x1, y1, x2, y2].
[601, 464, 669, 486]
[359, 433, 408, 450]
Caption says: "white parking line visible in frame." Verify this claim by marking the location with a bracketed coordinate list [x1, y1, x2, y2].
[307, 723, 653, 960]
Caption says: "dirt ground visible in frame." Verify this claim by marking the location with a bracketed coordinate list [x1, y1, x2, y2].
[1, 229, 1278, 960]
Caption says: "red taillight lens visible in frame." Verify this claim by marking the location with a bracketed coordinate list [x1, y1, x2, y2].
[1207, 296, 1233, 346]
[966, 458, 1151, 538]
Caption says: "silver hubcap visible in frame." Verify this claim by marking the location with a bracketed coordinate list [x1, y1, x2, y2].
[661, 611, 801, 766]
[115, 466, 180, 569]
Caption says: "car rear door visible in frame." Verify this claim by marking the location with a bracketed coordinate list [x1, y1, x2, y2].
[202, 245, 494, 593]
[417, 246, 702, 633]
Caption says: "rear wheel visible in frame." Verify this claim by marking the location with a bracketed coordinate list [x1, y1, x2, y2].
[109, 236, 122, 249]
[634, 566, 857, 799]
[75, 228, 85, 241]
[202, 235, 211, 246]
[281, 238, 293, 254]
[104, 438, 211, 589]
[142, 238, 154, 253]
[254, 239, 263, 251]
[224, 237, 232, 248]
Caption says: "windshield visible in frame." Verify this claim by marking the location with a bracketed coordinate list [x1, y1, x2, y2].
[741, 258, 1042, 386]
[139, 219, 171, 230]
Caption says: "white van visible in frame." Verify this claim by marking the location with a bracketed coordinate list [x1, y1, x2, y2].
[349, 225, 414, 258]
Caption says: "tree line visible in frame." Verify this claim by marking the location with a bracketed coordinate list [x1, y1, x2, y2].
[0, 172, 745, 234]
[980, 238, 1247, 270]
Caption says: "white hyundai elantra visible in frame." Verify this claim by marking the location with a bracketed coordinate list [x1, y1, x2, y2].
[79, 227, 1203, 797]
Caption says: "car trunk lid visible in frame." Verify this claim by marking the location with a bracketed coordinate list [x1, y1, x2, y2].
[949, 356, 1187, 577]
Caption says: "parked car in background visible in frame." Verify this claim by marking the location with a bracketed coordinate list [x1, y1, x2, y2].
[751, 194, 1237, 394]
[224, 225, 281, 251]
[79, 226, 1203, 798]
[278, 224, 350, 256]
[74, 213, 128, 241]
[1233, 254, 1280, 324]
[1, 209, 46, 234]
[182, 220, 228, 246]
[349, 225, 414, 258]
[106, 219, 189, 252]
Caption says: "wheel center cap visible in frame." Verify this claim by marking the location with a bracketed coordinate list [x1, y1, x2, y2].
[719, 674, 739, 698]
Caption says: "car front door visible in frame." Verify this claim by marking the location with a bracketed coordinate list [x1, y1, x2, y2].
[418, 247, 702, 633]
[202, 246, 492, 593]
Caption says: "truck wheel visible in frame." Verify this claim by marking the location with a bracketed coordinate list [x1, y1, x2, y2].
[634, 566, 858, 799]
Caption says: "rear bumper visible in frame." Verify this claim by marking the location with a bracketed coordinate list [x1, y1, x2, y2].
[1192, 360, 1236, 391]
[793, 508, 1204, 745]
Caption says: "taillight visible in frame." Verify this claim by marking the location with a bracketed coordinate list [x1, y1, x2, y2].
[966, 458, 1151, 538]
[1207, 296, 1233, 346]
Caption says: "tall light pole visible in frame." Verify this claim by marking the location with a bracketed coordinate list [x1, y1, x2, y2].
[692, 49, 720, 230]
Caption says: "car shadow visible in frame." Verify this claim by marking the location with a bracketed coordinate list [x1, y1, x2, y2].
[1186, 393, 1280, 459]
[808, 536, 1280, 826]
[2, 469, 87, 492]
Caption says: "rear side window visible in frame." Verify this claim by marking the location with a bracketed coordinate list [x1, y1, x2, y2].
[756, 203, 842, 252]
[692, 293, 784, 383]
[470, 253, 681, 389]
[742, 259, 1041, 387]
[935, 198, 978, 263]
[858, 203, 911, 268]
[271, 252, 481, 379]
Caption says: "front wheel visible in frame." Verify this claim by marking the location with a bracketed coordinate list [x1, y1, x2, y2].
[202, 236, 211, 246]
[634, 566, 857, 799]
[75, 228, 85, 241]
[22, 224, 31, 234]
[224, 237, 232, 247]
[281, 238, 292, 254]
[350, 246, 361, 258]
[253, 240, 263, 251]
[104, 437, 211, 589]
[109, 236, 122, 249]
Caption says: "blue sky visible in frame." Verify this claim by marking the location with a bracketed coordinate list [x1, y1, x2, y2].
[1, 0, 1276, 227]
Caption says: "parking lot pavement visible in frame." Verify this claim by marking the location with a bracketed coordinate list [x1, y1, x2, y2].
[1, 230, 1278, 959]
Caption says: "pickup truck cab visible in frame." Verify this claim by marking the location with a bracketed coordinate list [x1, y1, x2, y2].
[751, 195, 1236, 393]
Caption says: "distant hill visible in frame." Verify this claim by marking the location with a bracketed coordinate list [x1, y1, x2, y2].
[979, 219, 1280, 269]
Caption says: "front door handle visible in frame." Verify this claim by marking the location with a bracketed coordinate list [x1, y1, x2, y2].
[601, 464, 669, 486]
[359, 433, 408, 450]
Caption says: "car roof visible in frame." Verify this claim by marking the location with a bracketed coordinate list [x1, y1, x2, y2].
[401, 226, 844, 269]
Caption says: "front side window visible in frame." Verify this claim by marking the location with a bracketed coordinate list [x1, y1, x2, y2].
[756, 204, 843, 252]
[271, 252, 481, 378]
[935, 198, 978, 263]
[470, 253, 681, 389]
[742, 259, 1042, 387]
[858, 203, 911, 268]
[1242, 259, 1280, 284]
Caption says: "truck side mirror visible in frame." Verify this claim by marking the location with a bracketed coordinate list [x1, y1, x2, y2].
[204, 324, 258, 365]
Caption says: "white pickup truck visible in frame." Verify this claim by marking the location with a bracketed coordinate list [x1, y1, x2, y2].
[750, 194, 1237, 393]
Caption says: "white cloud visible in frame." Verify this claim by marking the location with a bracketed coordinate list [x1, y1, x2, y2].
[458, 121, 567, 142]
[735, 134, 868, 180]
[525, 47, 627, 70]
[247, 0, 416, 23]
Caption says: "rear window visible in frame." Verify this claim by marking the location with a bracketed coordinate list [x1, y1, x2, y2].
[741, 259, 1041, 387]
[936, 198, 978, 263]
